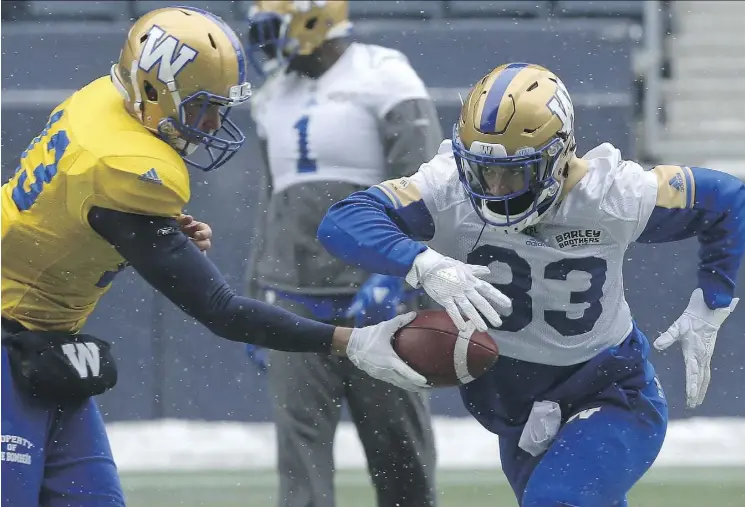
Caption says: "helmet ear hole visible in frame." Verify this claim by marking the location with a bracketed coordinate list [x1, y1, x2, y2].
[305, 17, 318, 30]
[144, 81, 158, 102]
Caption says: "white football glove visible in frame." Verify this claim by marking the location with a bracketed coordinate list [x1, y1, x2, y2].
[654, 288, 739, 408]
[405, 249, 511, 332]
[346, 312, 430, 393]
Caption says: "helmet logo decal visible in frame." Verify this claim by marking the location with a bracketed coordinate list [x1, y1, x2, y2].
[138, 25, 198, 84]
[294, 0, 326, 12]
[547, 78, 574, 135]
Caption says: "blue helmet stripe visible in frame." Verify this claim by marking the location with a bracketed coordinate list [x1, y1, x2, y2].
[479, 62, 529, 133]
[174, 5, 247, 84]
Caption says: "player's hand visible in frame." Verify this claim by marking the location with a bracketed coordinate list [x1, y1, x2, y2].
[405, 249, 511, 332]
[245, 344, 268, 372]
[346, 312, 430, 393]
[654, 288, 738, 408]
[346, 274, 408, 326]
[178, 214, 212, 252]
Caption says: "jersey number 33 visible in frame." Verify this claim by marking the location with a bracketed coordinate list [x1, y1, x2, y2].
[467, 245, 607, 337]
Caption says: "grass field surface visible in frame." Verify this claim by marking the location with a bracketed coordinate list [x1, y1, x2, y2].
[121, 467, 745, 507]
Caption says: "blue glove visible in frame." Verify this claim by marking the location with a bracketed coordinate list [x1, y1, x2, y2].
[346, 274, 420, 326]
[245, 344, 268, 372]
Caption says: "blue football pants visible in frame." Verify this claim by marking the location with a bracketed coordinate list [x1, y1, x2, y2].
[500, 375, 668, 507]
[1, 346, 125, 507]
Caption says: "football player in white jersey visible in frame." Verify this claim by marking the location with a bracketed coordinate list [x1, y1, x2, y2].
[243, 2, 441, 507]
[318, 63, 744, 506]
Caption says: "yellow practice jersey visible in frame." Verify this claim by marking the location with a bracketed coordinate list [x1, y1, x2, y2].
[1, 77, 191, 332]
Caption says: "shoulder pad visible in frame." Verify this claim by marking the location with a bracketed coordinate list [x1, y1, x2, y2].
[581, 142, 622, 167]
[92, 151, 190, 218]
[436, 139, 454, 157]
[361, 43, 409, 69]
[574, 143, 647, 211]
[355, 44, 429, 117]
[417, 145, 465, 208]
[563, 143, 656, 244]
[426, 140, 459, 182]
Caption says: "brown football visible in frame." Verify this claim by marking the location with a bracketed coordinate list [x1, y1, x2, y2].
[393, 310, 499, 387]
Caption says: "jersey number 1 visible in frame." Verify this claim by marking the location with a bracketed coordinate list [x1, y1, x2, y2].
[293, 115, 317, 173]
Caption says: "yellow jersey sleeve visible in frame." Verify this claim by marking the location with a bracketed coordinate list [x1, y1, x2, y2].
[55, 88, 192, 225]
[77, 153, 190, 222]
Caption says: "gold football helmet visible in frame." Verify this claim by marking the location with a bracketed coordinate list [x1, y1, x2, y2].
[246, 0, 352, 75]
[453, 63, 577, 233]
[111, 6, 252, 171]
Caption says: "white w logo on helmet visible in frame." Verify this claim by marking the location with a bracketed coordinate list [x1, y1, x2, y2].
[138, 25, 198, 84]
[547, 78, 574, 135]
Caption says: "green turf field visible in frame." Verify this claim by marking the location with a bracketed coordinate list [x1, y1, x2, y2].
[121, 467, 745, 507]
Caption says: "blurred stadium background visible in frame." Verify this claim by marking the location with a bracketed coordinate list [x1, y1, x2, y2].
[2, 1, 744, 506]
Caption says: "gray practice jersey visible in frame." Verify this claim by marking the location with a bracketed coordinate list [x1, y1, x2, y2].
[249, 42, 442, 295]
[376, 140, 660, 365]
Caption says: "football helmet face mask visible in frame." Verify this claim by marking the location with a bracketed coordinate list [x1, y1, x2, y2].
[111, 6, 252, 171]
[246, 0, 352, 77]
[453, 63, 577, 234]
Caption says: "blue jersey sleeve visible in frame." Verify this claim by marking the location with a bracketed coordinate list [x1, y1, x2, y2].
[317, 182, 435, 278]
[637, 166, 745, 309]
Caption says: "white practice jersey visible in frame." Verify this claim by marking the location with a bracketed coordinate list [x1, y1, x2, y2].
[250, 42, 431, 194]
[379, 140, 661, 366]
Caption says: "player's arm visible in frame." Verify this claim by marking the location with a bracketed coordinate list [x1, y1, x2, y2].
[372, 50, 443, 180]
[317, 172, 433, 277]
[318, 157, 510, 332]
[635, 165, 743, 408]
[380, 98, 443, 179]
[88, 206, 338, 352]
[636, 165, 745, 309]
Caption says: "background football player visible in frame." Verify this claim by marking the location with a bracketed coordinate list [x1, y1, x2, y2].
[242, 1, 442, 506]
[0, 7, 427, 507]
[317, 63, 744, 506]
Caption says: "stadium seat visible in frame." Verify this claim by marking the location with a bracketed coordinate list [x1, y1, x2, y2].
[354, 19, 633, 93]
[554, 1, 645, 22]
[26, 1, 133, 21]
[446, 1, 551, 18]
[348, 1, 444, 20]
[132, 1, 243, 21]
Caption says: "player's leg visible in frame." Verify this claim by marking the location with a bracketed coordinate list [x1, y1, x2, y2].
[1, 346, 48, 506]
[268, 350, 345, 507]
[266, 296, 346, 507]
[345, 361, 438, 507]
[41, 398, 124, 507]
[519, 375, 668, 507]
[1, 344, 125, 507]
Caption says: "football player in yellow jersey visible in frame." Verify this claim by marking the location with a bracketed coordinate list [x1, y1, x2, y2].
[0, 6, 427, 506]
